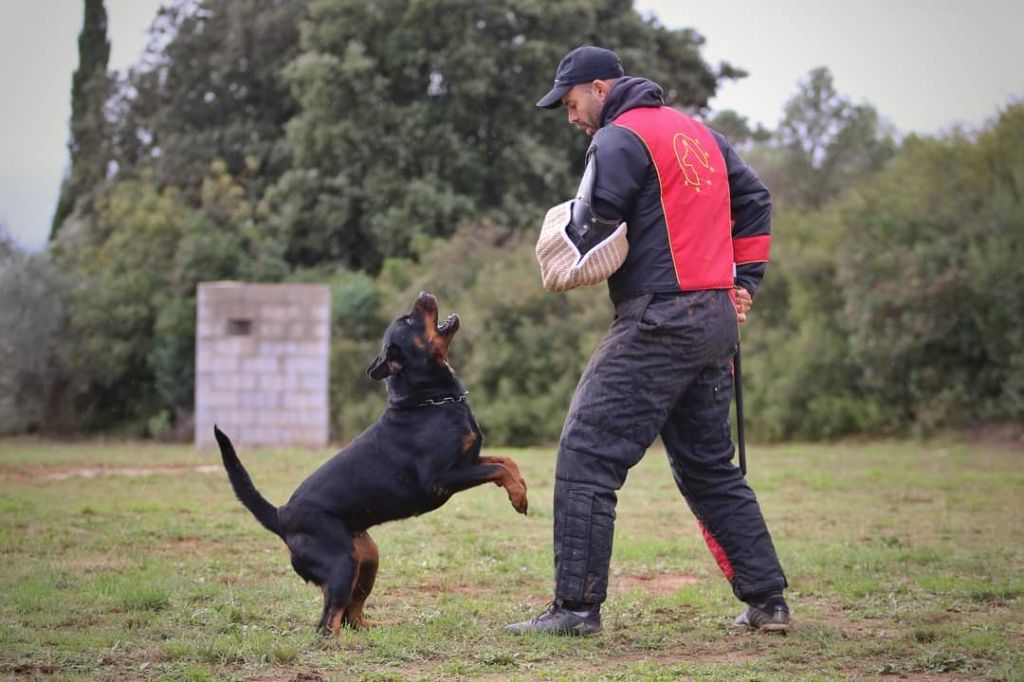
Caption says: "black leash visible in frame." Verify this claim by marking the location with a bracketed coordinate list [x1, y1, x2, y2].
[734, 342, 747, 476]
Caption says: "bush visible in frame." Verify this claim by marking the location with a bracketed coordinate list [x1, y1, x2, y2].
[0, 232, 75, 434]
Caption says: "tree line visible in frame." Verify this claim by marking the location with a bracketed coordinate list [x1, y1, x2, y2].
[1, 0, 1020, 442]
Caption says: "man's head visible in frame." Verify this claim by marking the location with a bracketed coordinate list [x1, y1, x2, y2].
[536, 45, 624, 136]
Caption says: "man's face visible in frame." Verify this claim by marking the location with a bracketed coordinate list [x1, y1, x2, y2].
[562, 83, 605, 137]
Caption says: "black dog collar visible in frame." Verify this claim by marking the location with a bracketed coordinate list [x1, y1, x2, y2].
[416, 392, 468, 408]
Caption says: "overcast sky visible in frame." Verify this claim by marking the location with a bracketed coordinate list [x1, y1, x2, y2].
[1, 0, 1022, 251]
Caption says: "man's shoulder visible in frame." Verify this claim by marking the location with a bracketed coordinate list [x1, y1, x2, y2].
[614, 104, 694, 121]
[610, 107, 728, 158]
[593, 122, 648, 155]
[612, 105, 709, 134]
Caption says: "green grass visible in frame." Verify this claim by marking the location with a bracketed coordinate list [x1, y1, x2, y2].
[1, 437, 1021, 680]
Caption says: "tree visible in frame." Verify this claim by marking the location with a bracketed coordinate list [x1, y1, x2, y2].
[271, 0, 737, 271]
[743, 101, 1024, 439]
[837, 105, 1024, 430]
[740, 204, 881, 440]
[52, 0, 306, 434]
[51, 162, 290, 434]
[0, 227, 75, 434]
[117, 0, 307, 199]
[51, 179, 194, 431]
[771, 67, 896, 209]
[149, 161, 290, 432]
[706, 109, 771, 150]
[51, 0, 113, 238]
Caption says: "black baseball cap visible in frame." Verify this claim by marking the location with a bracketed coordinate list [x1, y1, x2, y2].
[536, 45, 624, 109]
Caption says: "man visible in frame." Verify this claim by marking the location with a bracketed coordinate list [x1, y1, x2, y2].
[507, 46, 789, 635]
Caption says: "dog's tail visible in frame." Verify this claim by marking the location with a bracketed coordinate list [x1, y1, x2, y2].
[214, 425, 283, 538]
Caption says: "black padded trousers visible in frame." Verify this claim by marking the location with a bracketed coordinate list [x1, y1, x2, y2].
[552, 290, 787, 604]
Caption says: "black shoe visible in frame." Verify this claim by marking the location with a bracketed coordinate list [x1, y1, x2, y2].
[505, 600, 603, 636]
[733, 595, 791, 632]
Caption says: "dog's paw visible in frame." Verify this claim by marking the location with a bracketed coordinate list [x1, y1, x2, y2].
[508, 484, 529, 515]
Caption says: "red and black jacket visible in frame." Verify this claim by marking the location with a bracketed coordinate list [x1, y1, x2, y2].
[589, 78, 772, 303]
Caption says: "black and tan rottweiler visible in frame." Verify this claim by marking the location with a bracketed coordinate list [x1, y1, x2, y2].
[215, 292, 528, 635]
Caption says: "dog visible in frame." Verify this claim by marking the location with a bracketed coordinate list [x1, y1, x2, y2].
[215, 291, 528, 636]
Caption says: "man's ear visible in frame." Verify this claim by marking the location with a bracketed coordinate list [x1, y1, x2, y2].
[367, 344, 402, 380]
[592, 79, 611, 101]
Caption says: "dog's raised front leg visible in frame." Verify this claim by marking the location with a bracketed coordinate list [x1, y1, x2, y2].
[429, 462, 528, 514]
[479, 456, 528, 514]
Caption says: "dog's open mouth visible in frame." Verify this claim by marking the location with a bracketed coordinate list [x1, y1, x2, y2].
[437, 313, 460, 338]
[415, 291, 460, 345]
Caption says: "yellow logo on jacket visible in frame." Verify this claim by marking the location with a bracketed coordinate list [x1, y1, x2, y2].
[672, 133, 715, 193]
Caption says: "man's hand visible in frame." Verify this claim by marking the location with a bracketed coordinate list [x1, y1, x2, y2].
[734, 287, 753, 324]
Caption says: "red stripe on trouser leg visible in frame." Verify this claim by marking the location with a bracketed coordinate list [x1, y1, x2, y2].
[698, 520, 735, 581]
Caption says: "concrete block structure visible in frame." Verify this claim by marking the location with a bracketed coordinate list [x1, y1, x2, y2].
[195, 282, 330, 448]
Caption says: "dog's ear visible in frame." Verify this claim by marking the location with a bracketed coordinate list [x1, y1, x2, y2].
[367, 344, 403, 380]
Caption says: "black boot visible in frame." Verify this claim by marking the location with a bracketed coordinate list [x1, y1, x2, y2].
[733, 594, 791, 632]
[505, 600, 603, 635]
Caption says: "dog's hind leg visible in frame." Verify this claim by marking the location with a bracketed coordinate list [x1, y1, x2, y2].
[342, 531, 381, 628]
[319, 554, 357, 637]
[289, 527, 357, 637]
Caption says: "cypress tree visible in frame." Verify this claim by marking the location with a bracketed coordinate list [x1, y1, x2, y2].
[51, 0, 111, 239]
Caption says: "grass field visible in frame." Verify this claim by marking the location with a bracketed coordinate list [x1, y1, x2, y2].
[1, 436, 1021, 681]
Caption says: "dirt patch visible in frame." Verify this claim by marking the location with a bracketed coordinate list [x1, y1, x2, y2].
[35, 464, 222, 481]
[2, 663, 58, 676]
[614, 572, 701, 596]
[243, 671, 326, 682]
[618, 646, 759, 666]
[848, 672, 969, 682]
[701, 650, 761, 665]
[404, 574, 701, 600]
[405, 578, 486, 597]
[70, 557, 132, 574]
[968, 421, 1024, 450]
[166, 536, 218, 557]
[799, 600, 891, 639]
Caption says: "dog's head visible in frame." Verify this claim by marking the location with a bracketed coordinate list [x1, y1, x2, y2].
[366, 291, 461, 382]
